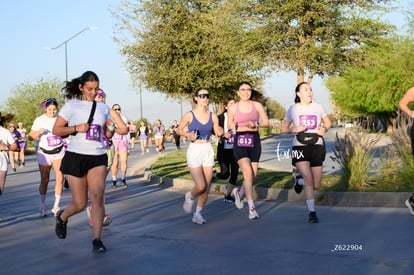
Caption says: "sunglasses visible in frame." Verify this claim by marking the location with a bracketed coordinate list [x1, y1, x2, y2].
[197, 94, 210, 99]
[46, 97, 57, 103]
[113, 108, 121, 111]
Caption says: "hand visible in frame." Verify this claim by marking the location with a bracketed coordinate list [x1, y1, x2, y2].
[75, 123, 89, 133]
[188, 131, 198, 141]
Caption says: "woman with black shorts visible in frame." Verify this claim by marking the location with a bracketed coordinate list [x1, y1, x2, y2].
[52, 71, 118, 253]
[227, 82, 269, 220]
[282, 82, 331, 223]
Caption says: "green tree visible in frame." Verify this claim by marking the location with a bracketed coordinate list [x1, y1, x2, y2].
[113, 0, 265, 103]
[250, 0, 395, 84]
[263, 97, 285, 120]
[4, 78, 64, 128]
[326, 36, 414, 122]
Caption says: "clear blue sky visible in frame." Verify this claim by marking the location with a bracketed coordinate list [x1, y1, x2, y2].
[1, 0, 411, 125]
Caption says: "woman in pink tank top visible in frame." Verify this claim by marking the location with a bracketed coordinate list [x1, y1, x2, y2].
[227, 82, 269, 220]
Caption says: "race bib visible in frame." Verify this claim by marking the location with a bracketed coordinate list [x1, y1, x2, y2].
[226, 133, 235, 145]
[237, 134, 254, 148]
[46, 135, 63, 147]
[299, 115, 317, 130]
[85, 124, 102, 142]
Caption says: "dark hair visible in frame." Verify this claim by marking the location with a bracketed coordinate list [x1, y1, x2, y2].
[237, 81, 252, 90]
[62, 71, 99, 99]
[294, 82, 308, 103]
[223, 97, 234, 107]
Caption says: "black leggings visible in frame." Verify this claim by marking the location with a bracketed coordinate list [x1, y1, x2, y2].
[216, 148, 239, 185]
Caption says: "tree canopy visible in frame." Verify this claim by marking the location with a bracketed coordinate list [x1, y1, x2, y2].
[113, 0, 265, 103]
[4, 78, 64, 128]
[250, 0, 395, 84]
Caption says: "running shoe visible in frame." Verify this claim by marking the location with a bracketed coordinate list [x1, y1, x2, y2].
[64, 178, 69, 189]
[121, 179, 128, 187]
[102, 215, 112, 227]
[39, 205, 47, 217]
[192, 212, 206, 224]
[13, 168, 16, 172]
[232, 188, 244, 209]
[309, 211, 319, 223]
[223, 194, 235, 203]
[183, 191, 194, 214]
[294, 175, 304, 194]
[92, 238, 107, 253]
[20, 162, 25, 168]
[249, 208, 260, 220]
[405, 195, 414, 215]
[51, 206, 61, 217]
[112, 181, 117, 188]
[55, 210, 67, 239]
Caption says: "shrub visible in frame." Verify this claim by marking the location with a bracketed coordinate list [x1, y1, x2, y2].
[379, 115, 414, 191]
[331, 125, 381, 190]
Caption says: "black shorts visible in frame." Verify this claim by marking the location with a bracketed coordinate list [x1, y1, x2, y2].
[291, 145, 326, 167]
[130, 132, 137, 139]
[60, 151, 107, 177]
[233, 131, 261, 162]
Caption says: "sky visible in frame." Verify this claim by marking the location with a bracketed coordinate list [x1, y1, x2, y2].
[1, 0, 411, 126]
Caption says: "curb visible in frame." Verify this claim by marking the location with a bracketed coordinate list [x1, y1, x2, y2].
[142, 172, 410, 208]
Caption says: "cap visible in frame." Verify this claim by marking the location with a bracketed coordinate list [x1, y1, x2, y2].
[9, 123, 15, 127]
[18, 122, 23, 125]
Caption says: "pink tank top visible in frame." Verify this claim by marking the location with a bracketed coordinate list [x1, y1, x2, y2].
[234, 101, 259, 128]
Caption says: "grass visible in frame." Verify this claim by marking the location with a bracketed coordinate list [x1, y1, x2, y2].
[150, 145, 354, 191]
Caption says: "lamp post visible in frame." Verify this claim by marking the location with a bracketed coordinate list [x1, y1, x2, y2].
[43, 27, 98, 82]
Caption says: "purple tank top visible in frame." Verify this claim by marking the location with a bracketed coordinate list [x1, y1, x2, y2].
[188, 111, 212, 140]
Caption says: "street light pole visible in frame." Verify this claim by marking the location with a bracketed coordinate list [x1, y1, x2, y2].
[43, 27, 98, 82]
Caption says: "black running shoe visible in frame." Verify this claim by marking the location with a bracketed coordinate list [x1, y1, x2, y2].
[308, 211, 319, 223]
[405, 195, 414, 215]
[224, 194, 235, 203]
[64, 178, 69, 189]
[92, 238, 107, 253]
[121, 179, 128, 188]
[294, 175, 304, 194]
[55, 210, 67, 239]
[112, 181, 117, 188]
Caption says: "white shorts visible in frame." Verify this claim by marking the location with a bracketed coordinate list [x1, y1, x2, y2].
[0, 151, 9, 171]
[186, 143, 214, 168]
[37, 148, 65, 166]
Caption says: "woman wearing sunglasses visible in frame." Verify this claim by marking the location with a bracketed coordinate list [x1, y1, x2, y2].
[29, 97, 65, 217]
[52, 71, 119, 253]
[176, 88, 223, 224]
[227, 81, 269, 220]
[110, 104, 129, 188]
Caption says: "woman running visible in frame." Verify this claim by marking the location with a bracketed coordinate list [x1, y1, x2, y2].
[227, 82, 269, 220]
[176, 88, 223, 224]
[29, 98, 65, 216]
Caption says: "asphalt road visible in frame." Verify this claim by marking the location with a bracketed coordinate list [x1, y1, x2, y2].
[1, 136, 413, 275]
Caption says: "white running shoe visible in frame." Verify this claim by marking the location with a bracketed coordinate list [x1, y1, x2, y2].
[232, 188, 244, 209]
[192, 212, 206, 224]
[51, 206, 61, 217]
[249, 208, 259, 220]
[183, 192, 194, 214]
